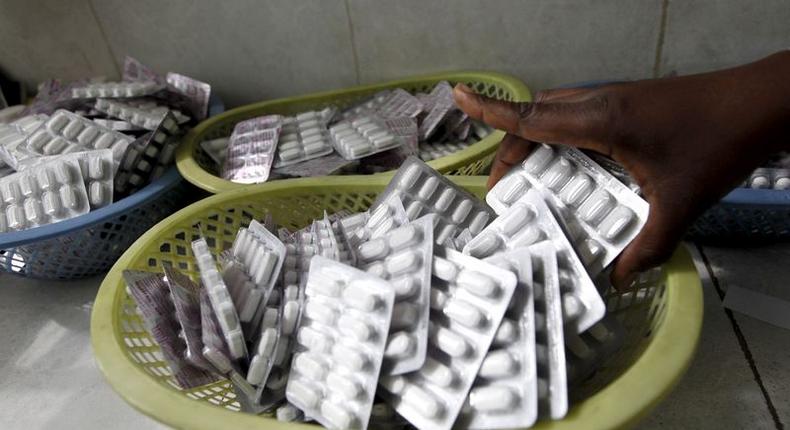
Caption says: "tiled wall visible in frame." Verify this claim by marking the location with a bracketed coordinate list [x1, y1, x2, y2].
[2, 0, 790, 107]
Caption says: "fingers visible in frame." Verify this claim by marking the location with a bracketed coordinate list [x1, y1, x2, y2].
[487, 134, 535, 189]
[534, 87, 590, 102]
[610, 204, 683, 290]
[453, 84, 609, 153]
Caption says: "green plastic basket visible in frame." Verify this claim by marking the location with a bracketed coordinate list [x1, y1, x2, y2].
[92, 175, 702, 430]
[176, 72, 532, 194]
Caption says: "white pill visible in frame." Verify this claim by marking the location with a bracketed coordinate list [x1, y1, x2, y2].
[227, 331, 246, 359]
[304, 301, 336, 325]
[391, 302, 419, 330]
[332, 343, 367, 371]
[321, 401, 355, 429]
[384, 331, 415, 359]
[252, 252, 277, 287]
[342, 280, 380, 312]
[501, 204, 536, 235]
[422, 357, 456, 387]
[399, 164, 422, 190]
[579, 189, 615, 225]
[430, 288, 449, 311]
[326, 372, 362, 400]
[391, 276, 418, 299]
[522, 144, 554, 174]
[750, 175, 771, 189]
[451, 199, 473, 224]
[276, 404, 302, 422]
[6, 205, 24, 230]
[94, 133, 115, 149]
[297, 111, 319, 121]
[563, 293, 583, 322]
[417, 177, 439, 200]
[351, 117, 373, 127]
[43, 137, 67, 155]
[599, 206, 636, 241]
[23, 199, 44, 224]
[288, 379, 320, 410]
[541, 158, 574, 191]
[62, 120, 83, 139]
[499, 174, 529, 204]
[512, 224, 544, 246]
[46, 113, 69, 131]
[304, 141, 328, 156]
[294, 353, 326, 381]
[405, 200, 423, 220]
[387, 224, 420, 250]
[465, 233, 501, 258]
[775, 177, 790, 190]
[436, 223, 456, 245]
[246, 354, 268, 386]
[58, 185, 80, 210]
[282, 301, 299, 335]
[430, 324, 469, 357]
[470, 386, 518, 412]
[27, 130, 49, 151]
[77, 126, 99, 144]
[338, 315, 373, 342]
[457, 270, 499, 297]
[297, 326, 331, 353]
[434, 187, 456, 212]
[479, 349, 519, 378]
[385, 251, 421, 277]
[402, 384, 445, 419]
[445, 298, 486, 328]
[468, 211, 490, 235]
[493, 318, 518, 347]
[559, 173, 595, 207]
[358, 238, 388, 261]
[432, 257, 459, 281]
[89, 182, 108, 207]
[372, 134, 396, 148]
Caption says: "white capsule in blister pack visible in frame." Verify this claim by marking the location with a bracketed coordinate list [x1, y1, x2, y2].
[457, 248, 537, 429]
[333, 214, 363, 265]
[16, 149, 114, 209]
[286, 256, 395, 430]
[338, 90, 392, 122]
[227, 220, 286, 333]
[312, 212, 342, 261]
[565, 316, 624, 388]
[222, 115, 282, 184]
[191, 237, 248, 361]
[0, 158, 90, 233]
[200, 138, 229, 167]
[372, 157, 494, 245]
[465, 189, 605, 333]
[356, 215, 434, 375]
[244, 304, 281, 390]
[528, 241, 568, 420]
[94, 98, 180, 133]
[275, 112, 335, 167]
[379, 247, 516, 430]
[487, 143, 649, 275]
[0, 115, 48, 169]
[346, 194, 409, 260]
[329, 115, 406, 160]
[24, 109, 133, 169]
[70, 80, 164, 99]
[418, 140, 473, 162]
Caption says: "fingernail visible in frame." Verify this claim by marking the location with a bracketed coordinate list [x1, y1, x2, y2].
[454, 83, 474, 94]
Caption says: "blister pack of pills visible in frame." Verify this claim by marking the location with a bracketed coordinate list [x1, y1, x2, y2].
[487, 144, 649, 275]
[114, 112, 180, 195]
[373, 157, 494, 245]
[25, 109, 133, 168]
[329, 115, 406, 160]
[418, 140, 472, 162]
[0, 115, 48, 169]
[275, 111, 334, 167]
[123, 98, 191, 124]
[379, 247, 516, 430]
[376, 89, 425, 120]
[192, 237, 248, 361]
[312, 213, 342, 261]
[356, 215, 434, 375]
[244, 304, 281, 390]
[457, 248, 538, 429]
[746, 167, 790, 189]
[565, 316, 624, 388]
[162, 264, 216, 372]
[337, 90, 391, 122]
[226, 220, 286, 335]
[345, 194, 409, 259]
[465, 189, 605, 333]
[222, 116, 281, 184]
[0, 158, 90, 232]
[586, 152, 641, 194]
[123, 270, 219, 389]
[94, 98, 180, 133]
[286, 256, 395, 430]
[92, 118, 143, 132]
[527, 241, 568, 420]
[281, 235, 319, 288]
[70, 81, 164, 99]
[17, 149, 114, 209]
[166, 72, 212, 120]
[122, 56, 167, 85]
[273, 152, 358, 179]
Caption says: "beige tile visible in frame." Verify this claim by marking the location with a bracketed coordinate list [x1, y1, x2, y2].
[91, 0, 358, 107]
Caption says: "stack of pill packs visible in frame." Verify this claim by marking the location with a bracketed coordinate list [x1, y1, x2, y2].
[200, 81, 495, 184]
[742, 150, 790, 190]
[0, 56, 212, 233]
[125, 150, 652, 429]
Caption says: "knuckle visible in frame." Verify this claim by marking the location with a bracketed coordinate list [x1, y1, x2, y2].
[516, 102, 537, 121]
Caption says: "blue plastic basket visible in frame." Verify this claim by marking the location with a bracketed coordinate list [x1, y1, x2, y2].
[0, 96, 224, 279]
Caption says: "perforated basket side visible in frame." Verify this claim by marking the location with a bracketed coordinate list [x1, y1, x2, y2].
[92, 175, 702, 430]
[177, 71, 531, 193]
[688, 187, 790, 242]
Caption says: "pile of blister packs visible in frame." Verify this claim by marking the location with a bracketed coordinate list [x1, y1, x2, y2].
[124, 148, 651, 429]
[0, 57, 212, 233]
[199, 81, 494, 183]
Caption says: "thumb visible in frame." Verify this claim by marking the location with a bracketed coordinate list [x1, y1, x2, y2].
[610, 203, 683, 290]
[453, 83, 609, 153]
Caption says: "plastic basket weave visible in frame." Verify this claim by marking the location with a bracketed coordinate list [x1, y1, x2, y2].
[0, 98, 225, 280]
[687, 188, 790, 242]
[176, 71, 532, 194]
[91, 175, 703, 430]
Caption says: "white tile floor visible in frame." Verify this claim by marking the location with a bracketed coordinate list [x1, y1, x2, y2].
[1, 243, 788, 429]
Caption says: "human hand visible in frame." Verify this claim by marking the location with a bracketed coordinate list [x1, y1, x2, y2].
[454, 52, 790, 288]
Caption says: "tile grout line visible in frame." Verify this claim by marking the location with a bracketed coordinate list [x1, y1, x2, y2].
[86, 0, 121, 78]
[343, 0, 362, 85]
[652, 0, 670, 78]
[695, 243, 785, 430]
